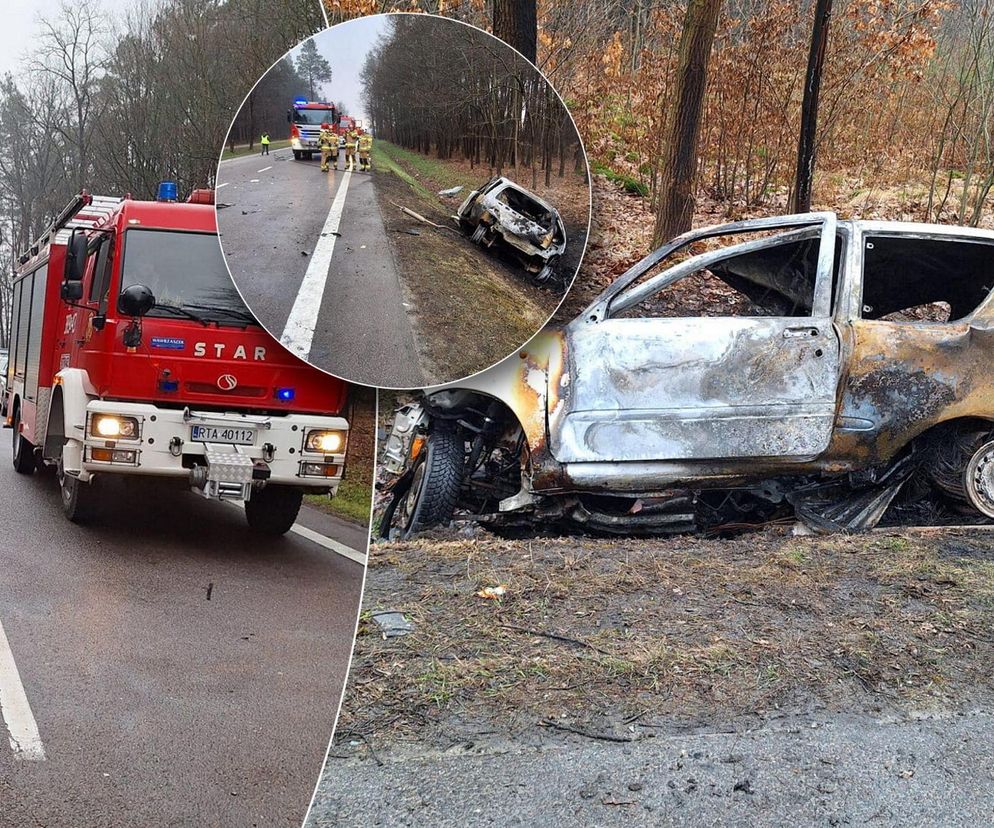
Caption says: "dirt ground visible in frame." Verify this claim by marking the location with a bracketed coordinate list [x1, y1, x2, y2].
[336, 527, 994, 752]
[371, 144, 558, 385]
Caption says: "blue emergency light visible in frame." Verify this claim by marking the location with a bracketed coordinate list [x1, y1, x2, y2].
[294, 97, 308, 106]
[276, 387, 295, 401]
[157, 181, 178, 202]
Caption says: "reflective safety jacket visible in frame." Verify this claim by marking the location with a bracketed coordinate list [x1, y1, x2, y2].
[318, 128, 337, 149]
[358, 134, 373, 152]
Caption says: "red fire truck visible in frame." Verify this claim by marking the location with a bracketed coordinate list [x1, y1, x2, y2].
[288, 99, 338, 160]
[4, 184, 350, 533]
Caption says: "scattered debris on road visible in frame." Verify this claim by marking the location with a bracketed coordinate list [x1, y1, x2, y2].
[438, 186, 464, 197]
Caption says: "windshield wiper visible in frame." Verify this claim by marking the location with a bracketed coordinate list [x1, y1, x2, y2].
[181, 303, 258, 325]
[153, 304, 211, 326]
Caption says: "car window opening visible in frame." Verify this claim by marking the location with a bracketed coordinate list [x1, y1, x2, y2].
[862, 235, 994, 323]
[496, 187, 553, 229]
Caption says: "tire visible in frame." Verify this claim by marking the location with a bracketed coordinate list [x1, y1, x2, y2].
[470, 223, 488, 244]
[11, 407, 35, 475]
[393, 428, 465, 538]
[58, 453, 98, 523]
[292, 150, 302, 160]
[245, 484, 303, 536]
[533, 264, 554, 284]
[304, 152, 313, 160]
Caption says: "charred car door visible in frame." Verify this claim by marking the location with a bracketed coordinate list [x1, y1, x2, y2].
[550, 213, 842, 464]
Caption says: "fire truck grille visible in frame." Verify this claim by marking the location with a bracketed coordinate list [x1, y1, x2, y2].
[184, 382, 268, 398]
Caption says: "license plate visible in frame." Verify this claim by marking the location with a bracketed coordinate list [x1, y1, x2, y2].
[191, 425, 256, 445]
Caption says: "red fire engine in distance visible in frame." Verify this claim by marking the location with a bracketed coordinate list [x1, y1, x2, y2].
[4, 183, 350, 535]
[288, 99, 338, 161]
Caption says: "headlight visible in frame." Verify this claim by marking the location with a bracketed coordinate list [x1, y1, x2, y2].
[91, 414, 140, 438]
[540, 232, 553, 249]
[305, 429, 346, 453]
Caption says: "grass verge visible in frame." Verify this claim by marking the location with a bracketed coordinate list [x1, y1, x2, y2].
[221, 139, 291, 160]
[305, 480, 372, 526]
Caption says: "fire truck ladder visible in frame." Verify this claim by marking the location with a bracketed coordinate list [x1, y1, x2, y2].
[17, 191, 124, 264]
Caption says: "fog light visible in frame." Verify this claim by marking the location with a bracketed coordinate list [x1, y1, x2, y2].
[91, 414, 139, 438]
[305, 429, 346, 453]
[90, 447, 137, 464]
[301, 462, 340, 477]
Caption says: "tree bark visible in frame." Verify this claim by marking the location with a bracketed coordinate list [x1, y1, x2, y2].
[493, 0, 537, 64]
[653, 0, 721, 246]
[792, 0, 834, 213]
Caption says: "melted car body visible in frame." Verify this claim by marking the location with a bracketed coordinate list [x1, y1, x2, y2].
[457, 176, 567, 284]
[383, 212, 994, 536]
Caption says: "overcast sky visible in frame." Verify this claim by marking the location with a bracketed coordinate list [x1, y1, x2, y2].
[287, 15, 389, 125]
[0, 0, 137, 78]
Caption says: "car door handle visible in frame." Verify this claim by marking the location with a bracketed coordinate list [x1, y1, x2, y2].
[783, 326, 820, 339]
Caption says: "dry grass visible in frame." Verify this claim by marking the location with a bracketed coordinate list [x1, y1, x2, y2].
[337, 529, 994, 747]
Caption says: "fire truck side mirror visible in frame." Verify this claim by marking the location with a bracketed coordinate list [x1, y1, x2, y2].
[118, 284, 156, 318]
[64, 230, 88, 283]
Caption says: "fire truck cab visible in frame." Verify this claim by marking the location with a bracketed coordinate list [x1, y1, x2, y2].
[288, 100, 338, 160]
[4, 185, 351, 534]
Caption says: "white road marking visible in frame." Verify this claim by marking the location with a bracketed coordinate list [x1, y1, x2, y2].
[279, 170, 352, 359]
[258, 166, 272, 172]
[289, 523, 366, 565]
[0, 617, 45, 761]
[222, 501, 366, 566]
[216, 182, 229, 189]
[250, 179, 260, 183]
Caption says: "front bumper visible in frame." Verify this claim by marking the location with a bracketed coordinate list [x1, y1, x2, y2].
[77, 402, 348, 497]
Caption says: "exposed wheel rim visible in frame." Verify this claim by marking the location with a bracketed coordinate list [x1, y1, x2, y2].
[400, 460, 427, 532]
[964, 439, 994, 517]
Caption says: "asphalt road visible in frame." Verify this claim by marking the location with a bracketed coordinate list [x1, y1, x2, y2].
[216, 148, 423, 388]
[310, 710, 994, 826]
[0, 436, 367, 827]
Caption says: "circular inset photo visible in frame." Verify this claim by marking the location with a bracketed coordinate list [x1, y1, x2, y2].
[216, 13, 591, 389]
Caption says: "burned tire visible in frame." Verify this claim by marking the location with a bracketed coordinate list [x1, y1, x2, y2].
[393, 428, 464, 539]
[470, 223, 488, 244]
[245, 484, 303, 536]
[11, 407, 35, 475]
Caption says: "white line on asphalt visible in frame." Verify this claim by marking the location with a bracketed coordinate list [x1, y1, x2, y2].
[289, 523, 366, 565]
[258, 166, 272, 172]
[279, 170, 352, 359]
[0, 618, 45, 761]
[216, 182, 229, 189]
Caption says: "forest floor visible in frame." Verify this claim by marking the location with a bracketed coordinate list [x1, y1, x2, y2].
[315, 525, 994, 824]
[370, 141, 559, 385]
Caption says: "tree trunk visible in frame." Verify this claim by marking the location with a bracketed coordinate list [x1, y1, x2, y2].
[653, 0, 721, 246]
[493, 0, 537, 64]
[792, 0, 834, 213]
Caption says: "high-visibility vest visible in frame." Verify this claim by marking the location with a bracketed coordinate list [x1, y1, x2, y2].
[261, 134, 270, 145]
[358, 134, 372, 152]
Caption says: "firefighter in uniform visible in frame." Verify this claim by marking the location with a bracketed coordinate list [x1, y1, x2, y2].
[344, 127, 359, 171]
[357, 131, 373, 172]
[318, 122, 338, 172]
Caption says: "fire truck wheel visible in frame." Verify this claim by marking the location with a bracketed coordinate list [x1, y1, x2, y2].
[11, 413, 35, 475]
[58, 463, 98, 523]
[292, 150, 302, 160]
[245, 485, 303, 536]
[394, 428, 465, 539]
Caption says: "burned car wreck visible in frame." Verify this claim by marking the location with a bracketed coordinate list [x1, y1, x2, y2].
[381, 212, 994, 537]
[456, 176, 567, 285]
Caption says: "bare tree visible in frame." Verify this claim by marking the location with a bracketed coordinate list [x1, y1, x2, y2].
[653, 0, 721, 245]
[792, 0, 834, 212]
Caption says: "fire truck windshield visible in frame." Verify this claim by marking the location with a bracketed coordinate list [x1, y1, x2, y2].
[120, 230, 255, 326]
[292, 108, 335, 125]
